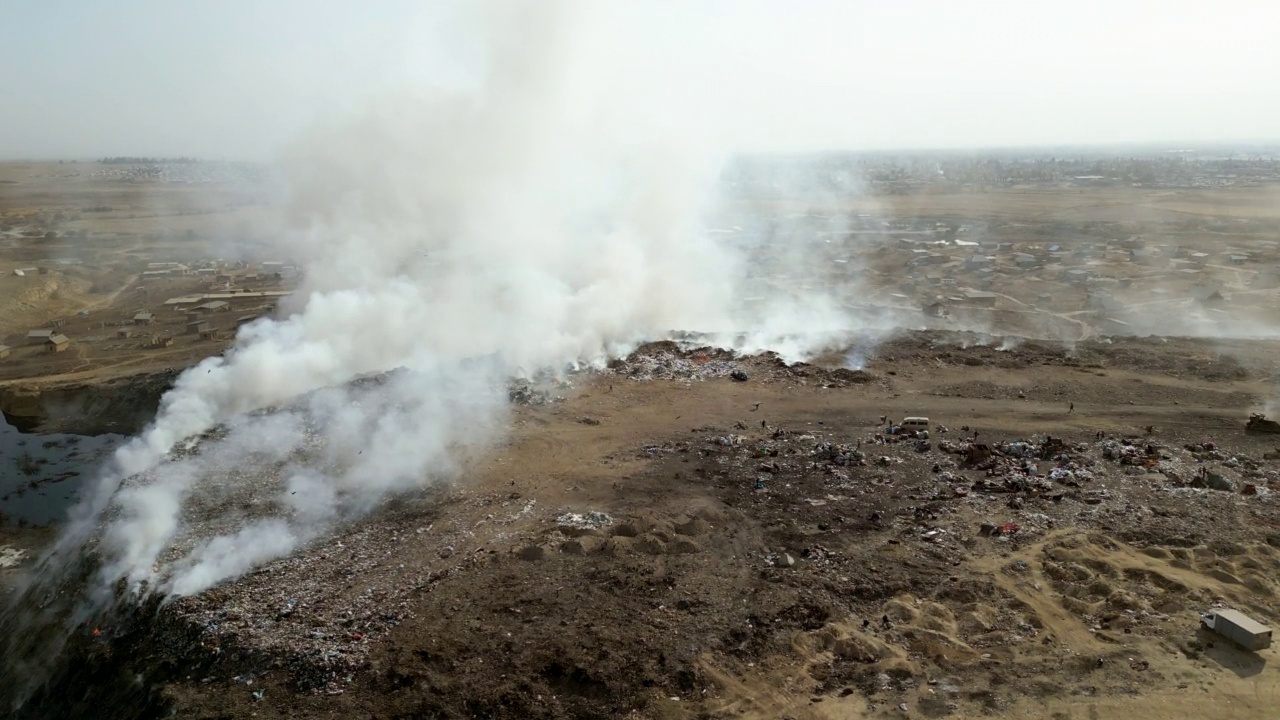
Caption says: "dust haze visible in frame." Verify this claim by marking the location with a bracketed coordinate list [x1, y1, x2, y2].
[4, 1, 1280, 717]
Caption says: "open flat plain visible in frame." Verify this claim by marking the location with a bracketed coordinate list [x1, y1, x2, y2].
[3, 161, 1280, 719]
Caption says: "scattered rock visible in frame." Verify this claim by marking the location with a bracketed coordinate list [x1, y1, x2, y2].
[558, 535, 601, 550]
[635, 535, 667, 555]
[674, 517, 710, 536]
[516, 545, 547, 561]
[669, 539, 702, 555]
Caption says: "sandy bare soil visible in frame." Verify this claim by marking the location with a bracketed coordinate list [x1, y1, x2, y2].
[6, 336, 1279, 720]
[4, 165, 1280, 719]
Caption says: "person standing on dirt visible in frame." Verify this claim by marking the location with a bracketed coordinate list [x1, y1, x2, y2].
[1069, 402, 1074, 414]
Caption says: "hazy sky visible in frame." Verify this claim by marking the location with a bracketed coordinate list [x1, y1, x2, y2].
[2, 0, 1278, 159]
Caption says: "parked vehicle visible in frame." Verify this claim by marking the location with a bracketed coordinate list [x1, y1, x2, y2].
[1200, 609, 1272, 651]
[1246, 413, 1280, 434]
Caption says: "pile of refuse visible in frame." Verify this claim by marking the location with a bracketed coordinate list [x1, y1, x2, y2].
[811, 441, 866, 467]
[1099, 439, 1163, 467]
[508, 381, 561, 406]
[556, 511, 614, 532]
[170, 511, 453, 695]
[610, 349, 742, 382]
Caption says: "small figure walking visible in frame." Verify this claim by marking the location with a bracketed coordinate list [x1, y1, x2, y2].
[1069, 402, 1074, 414]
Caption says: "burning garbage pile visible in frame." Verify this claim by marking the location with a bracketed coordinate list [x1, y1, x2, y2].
[167, 511, 436, 695]
[607, 342, 745, 382]
[605, 340, 878, 387]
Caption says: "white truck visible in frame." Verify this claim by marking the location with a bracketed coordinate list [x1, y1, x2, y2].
[1200, 609, 1272, 651]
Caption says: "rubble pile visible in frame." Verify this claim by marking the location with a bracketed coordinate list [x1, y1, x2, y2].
[508, 381, 561, 406]
[609, 348, 742, 382]
[686, 418, 1280, 556]
[556, 511, 614, 532]
[172, 516, 425, 693]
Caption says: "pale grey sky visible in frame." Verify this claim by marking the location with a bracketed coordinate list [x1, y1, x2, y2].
[2, 0, 1277, 159]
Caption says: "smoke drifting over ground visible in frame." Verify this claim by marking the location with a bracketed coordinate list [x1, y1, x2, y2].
[9, 0, 881, 655]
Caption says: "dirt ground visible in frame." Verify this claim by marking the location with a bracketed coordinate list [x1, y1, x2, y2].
[5, 165, 1280, 719]
[0, 161, 285, 386]
[7, 336, 1276, 720]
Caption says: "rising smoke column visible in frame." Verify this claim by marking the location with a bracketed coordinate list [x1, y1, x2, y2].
[3, 2, 893, 707]
[74, 1, 745, 599]
[1, 2, 725, 703]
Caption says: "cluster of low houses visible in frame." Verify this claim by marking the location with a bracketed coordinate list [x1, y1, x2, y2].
[904, 235, 1276, 278]
[23, 328, 71, 352]
[895, 233, 1279, 321]
[0, 260, 292, 364]
[1, 297, 270, 362]
[140, 260, 293, 283]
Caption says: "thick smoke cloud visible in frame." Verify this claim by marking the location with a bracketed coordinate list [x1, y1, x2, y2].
[30, 0, 869, 607]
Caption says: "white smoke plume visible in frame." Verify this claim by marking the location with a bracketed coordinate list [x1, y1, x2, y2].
[25, 0, 875, 605]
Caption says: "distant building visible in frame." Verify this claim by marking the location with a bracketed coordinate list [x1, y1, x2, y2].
[961, 290, 999, 308]
[45, 334, 70, 352]
[1013, 253, 1038, 269]
[965, 254, 992, 270]
[1061, 268, 1093, 284]
[116, 329, 133, 339]
[1227, 254, 1250, 264]
[133, 311, 155, 325]
[911, 252, 947, 266]
[26, 329, 53, 345]
[923, 301, 948, 317]
[186, 321, 211, 335]
[196, 301, 230, 312]
[1121, 236, 1145, 250]
[48, 318, 64, 328]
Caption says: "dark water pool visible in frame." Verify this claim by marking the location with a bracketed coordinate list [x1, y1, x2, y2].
[0, 417, 122, 527]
